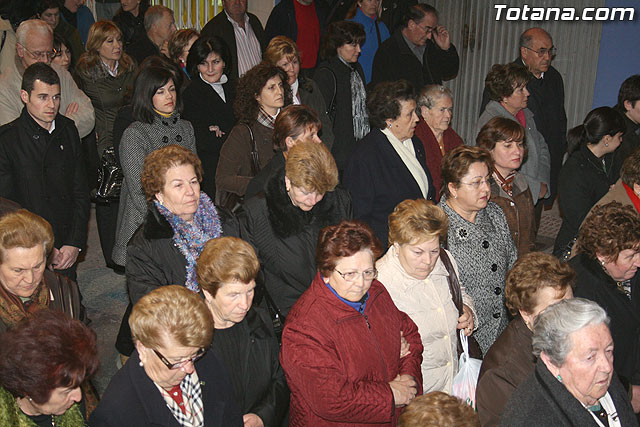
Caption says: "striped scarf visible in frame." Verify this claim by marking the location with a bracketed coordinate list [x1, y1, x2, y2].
[158, 371, 204, 427]
[492, 168, 517, 197]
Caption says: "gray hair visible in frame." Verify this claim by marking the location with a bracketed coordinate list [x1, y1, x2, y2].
[532, 298, 609, 367]
[416, 85, 452, 110]
[144, 5, 173, 33]
[16, 19, 53, 46]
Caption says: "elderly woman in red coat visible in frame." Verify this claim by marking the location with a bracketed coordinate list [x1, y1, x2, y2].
[280, 219, 423, 426]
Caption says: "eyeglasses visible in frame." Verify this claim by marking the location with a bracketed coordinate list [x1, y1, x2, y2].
[459, 177, 491, 189]
[335, 268, 378, 282]
[415, 23, 436, 35]
[522, 45, 556, 58]
[20, 44, 55, 61]
[153, 347, 206, 370]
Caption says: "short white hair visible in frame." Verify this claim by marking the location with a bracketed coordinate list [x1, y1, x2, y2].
[16, 19, 53, 46]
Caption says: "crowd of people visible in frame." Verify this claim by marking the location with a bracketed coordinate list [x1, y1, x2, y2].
[0, 0, 639, 426]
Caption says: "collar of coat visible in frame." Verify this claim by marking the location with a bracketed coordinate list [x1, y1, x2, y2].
[19, 106, 69, 136]
[142, 203, 174, 240]
[309, 271, 384, 319]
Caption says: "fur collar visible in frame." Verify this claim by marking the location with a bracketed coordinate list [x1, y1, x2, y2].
[142, 204, 173, 240]
[265, 168, 340, 238]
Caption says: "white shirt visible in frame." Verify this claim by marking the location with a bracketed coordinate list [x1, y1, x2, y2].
[200, 73, 228, 102]
[382, 127, 429, 197]
[225, 11, 261, 77]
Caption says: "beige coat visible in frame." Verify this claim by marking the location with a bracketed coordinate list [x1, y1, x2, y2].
[0, 55, 94, 138]
[0, 19, 16, 76]
[376, 245, 476, 394]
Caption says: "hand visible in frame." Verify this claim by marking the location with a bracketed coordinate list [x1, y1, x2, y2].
[457, 304, 474, 336]
[400, 331, 411, 358]
[209, 125, 226, 138]
[389, 374, 417, 407]
[52, 245, 80, 270]
[64, 102, 79, 116]
[243, 413, 264, 427]
[432, 25, 451, 51]
[631, 385, 640, 413]
[539, 183, 548, 199]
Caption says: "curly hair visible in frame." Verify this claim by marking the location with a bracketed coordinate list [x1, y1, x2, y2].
[441, 145, 493, 198]
[233, 62, 292, 123]
[0, 310, 98, 404]
[75, 20, 135, 80]
[398, 392, 479, 427]
[485, 63, 531, 102]
[505, 252, 575, 316]
[575, 202, 640, 261]
[316, 220, 383, 277]
[140, 145, 203, 201]
[367, 80, 415, 129]
[167, 28, 199, 64]
[621, 147, 640, 188]
[388, 199, 448, 247]
[321, 20, 366, 59]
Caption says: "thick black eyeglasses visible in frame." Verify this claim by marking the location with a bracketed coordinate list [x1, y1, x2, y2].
[153, 347, 206, 370]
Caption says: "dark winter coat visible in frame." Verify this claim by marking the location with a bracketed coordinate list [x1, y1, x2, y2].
[299, 76, 335, 150]
[280, 273, 424, 426]
[0, 108, 89, 250]
[370, 29, 459, 89]
[113, 4, 148, 49]
[239, 168, 352, 316]
[612, 112, 640, 181]
[90, 349, 243, 427]
[571, 253, 640, 386]
[211, 307, 289, 427]
[313, 56, 366, 171]
[244, 152, 285, 201]
[182, 75, 236, 199]
[477, 316, 535, 427]
[265, 0, 330, 51]
[554, 143, 615, 257]
[501, 359, 637, 426]
[200, 11, 268, 80]
[343, 127, 435, 247]
[125, 32, 160, 66]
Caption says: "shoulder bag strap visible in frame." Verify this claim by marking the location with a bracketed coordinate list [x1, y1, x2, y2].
[439, 247, 464, 316]
[318, 66, 338, 121]
[244, 123, 260, 176]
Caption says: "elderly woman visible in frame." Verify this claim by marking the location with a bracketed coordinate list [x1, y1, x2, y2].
[476, 252, 575, 426]
[554, 107, 626, 257]
[240, 140, 351, 317]
[167, 28, 199, 79]
[91, 285, 243, 426]
[398, 392, 480, 427]
[74, 20, 136, 269]
[215, 62, 292, 202]
[281, 219, 424, 425]
[414, 85, 463, 201]
[264, 36, 335, 150]
[245, 104, 323, 199]
[197, 236, 289, 427]
[588, 147, 640, 217]
[377, 199, 475, 394]
[501, 298, 637, 426]
[182, 36, 236, 199]
[476, 116, 535, 255]
[570, 202, 640, 412]
[116, 145, 229, 357]
[344, 80, 435, 247]
[314, 21, 368, 171]
[475, 63, 550, 211]
[438, 145, 517, 354]
[0, 209, 87, 332]
[0, 310, 99, 425]
[346, 0, 390, 84]
[113, 65, 196, 267]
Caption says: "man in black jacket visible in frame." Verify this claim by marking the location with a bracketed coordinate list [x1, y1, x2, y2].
[200, 0, 267, 79]
[370, 3, 459, 89]
[125, 5, 176, 65]
[0, 63, 89, 280]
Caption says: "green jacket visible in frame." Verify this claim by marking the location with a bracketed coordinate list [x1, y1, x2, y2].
[0, 386, 86, 427]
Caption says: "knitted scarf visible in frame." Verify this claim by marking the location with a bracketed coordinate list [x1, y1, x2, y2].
[0, 280, 49, 329]
[154, 192, 222, 292]
[348, 62, 369, 140]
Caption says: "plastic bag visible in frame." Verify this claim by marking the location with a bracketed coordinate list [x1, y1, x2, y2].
[451, 330, 482, 408]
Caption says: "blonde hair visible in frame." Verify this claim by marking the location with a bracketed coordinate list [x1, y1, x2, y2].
[263, 36, 300, 66]
[77, 21, 135, 79]
[197, 237, 259, 298]
[285, 140, 338, 194]
[0, 210, 53, 263]
[388, 199, 448, 247]
[129, 285, 213, 349]
[399, 392, 480, 427]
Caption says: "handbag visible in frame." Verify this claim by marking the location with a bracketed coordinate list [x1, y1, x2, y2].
[215, 124, 260, 213]
[439, 248, 483, 360]
[96, 146, 123, 201]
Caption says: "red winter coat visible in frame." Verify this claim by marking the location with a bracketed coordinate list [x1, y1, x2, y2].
[280, 272, 423, 426]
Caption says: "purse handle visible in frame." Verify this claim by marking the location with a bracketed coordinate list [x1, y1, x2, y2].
[439, 248, 464, 317]
[244, 123, 260, 176]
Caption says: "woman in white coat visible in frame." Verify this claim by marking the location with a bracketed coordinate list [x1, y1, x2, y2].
[376, 199, 476, 393]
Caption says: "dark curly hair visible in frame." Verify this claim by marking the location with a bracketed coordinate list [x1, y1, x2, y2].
[233, 62, 292, 124]
[576, 202, 640, 262]
[367, 80, 415, 129]
[321, 20, 366, 59]
[485, 63, 531, 102]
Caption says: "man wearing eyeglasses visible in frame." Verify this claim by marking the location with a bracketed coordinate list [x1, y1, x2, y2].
[371, 3, 459, 90]
[0, 19, 94, 139]
[481, 27, 567, 209]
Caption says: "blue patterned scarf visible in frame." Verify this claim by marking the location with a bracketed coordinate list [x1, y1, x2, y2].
[155, 192, 222, 292]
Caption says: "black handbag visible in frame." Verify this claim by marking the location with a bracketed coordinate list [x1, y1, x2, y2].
[96, 146, 123, 201]
[439, 248, 484, 360]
